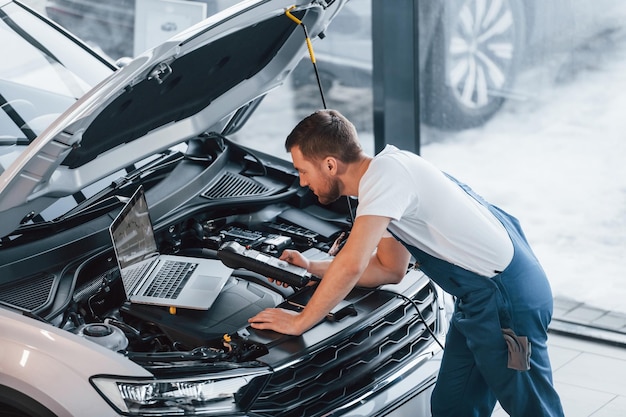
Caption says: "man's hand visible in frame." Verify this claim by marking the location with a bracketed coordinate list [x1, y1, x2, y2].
[248, 308, 305, 335]
[280, 249, 309, 267]
[268, 249, 311, 287]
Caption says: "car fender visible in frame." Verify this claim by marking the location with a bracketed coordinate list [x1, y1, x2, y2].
[0, 308, 150, 416]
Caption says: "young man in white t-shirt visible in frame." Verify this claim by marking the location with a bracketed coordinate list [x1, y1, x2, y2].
[249, 109, 564, 417]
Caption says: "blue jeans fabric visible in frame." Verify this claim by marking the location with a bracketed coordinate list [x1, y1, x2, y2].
[393, 180, 564, 417]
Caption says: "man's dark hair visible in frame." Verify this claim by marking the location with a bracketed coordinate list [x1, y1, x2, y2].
[285, 109, 362, 163]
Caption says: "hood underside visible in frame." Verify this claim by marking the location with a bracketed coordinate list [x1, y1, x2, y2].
[63, 7, 302, 169]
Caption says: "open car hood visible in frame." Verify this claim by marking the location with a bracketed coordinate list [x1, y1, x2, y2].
[0, 0, 346, 238]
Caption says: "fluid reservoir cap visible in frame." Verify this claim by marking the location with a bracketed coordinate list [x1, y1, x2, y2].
[82, 323, 113, 337]
[77, 323, 129, 352]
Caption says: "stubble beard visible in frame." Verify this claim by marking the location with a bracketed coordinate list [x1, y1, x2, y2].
[316, 176, 342, 205]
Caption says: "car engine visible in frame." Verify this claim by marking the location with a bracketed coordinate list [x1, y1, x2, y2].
[61, 202, 350, 363]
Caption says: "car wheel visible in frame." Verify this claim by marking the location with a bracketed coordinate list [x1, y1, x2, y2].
[422, 0, 526, 130]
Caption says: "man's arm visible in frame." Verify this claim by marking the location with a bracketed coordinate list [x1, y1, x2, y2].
[356, 235, 411, 287]
[248, 215, 409, 335]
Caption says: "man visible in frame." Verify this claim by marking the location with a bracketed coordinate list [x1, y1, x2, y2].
[249, 109, 564, 417]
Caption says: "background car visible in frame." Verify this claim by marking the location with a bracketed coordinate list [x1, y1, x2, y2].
[292, 0, 626, 131]
[44, 0, 626, 131]
[0, 1, 451, 416]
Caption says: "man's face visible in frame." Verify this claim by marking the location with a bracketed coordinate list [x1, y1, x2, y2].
[290, 146, 341, 205]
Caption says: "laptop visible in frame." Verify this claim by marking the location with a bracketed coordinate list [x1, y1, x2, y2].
[109, 185, 233, 310]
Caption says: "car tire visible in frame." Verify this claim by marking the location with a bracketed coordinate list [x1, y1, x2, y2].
[422, 0, 526, 130]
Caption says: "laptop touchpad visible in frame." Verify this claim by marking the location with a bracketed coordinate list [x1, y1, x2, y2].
[192, 276, 223, 290]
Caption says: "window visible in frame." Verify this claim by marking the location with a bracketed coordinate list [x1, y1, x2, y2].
[238, 0, 626, 315]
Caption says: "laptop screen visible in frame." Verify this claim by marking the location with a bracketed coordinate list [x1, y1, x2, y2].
[109, 186, 159, 270]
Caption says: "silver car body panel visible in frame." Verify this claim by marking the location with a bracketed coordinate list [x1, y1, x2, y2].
[0, 307, 151, 416]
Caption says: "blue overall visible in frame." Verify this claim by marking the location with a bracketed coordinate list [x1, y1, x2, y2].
[393, 179, 564, 417]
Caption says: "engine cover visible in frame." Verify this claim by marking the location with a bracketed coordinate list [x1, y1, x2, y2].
[120, 276, 282, 348]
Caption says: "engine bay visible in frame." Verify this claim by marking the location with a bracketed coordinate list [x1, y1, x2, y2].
[62, 201, 351, 365]
[0, 136, 362, 369]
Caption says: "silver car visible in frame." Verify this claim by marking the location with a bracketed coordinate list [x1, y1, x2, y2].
[0, 1, 450, 416]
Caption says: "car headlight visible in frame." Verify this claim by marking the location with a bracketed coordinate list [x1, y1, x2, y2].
[91, 367, 271, 416]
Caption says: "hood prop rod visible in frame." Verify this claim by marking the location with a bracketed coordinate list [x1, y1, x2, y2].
[285, 6, 327, 109]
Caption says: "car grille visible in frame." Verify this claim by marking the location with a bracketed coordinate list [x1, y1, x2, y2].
[0, 272, 55, 312]
[251, 281, 439, 417]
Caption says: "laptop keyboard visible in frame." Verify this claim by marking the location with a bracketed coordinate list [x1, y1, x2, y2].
[143, 260, 197, 299]
[123, 261, 153, 293]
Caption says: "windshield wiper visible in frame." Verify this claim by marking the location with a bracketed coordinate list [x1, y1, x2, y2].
[1, 6, 85, 99]
[0, 93, 37, 143]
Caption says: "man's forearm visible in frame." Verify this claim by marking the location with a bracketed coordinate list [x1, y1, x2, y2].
[308, 259, 332, 279]
[308, 252, 407, 288]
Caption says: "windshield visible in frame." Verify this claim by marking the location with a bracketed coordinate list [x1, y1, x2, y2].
[0, 2, 113, 160]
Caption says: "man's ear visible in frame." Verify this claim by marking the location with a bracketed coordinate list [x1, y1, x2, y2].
[324, 157, 338, 174]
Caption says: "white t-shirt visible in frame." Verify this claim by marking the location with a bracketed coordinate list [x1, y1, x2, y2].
[356, 145, 513, 277]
